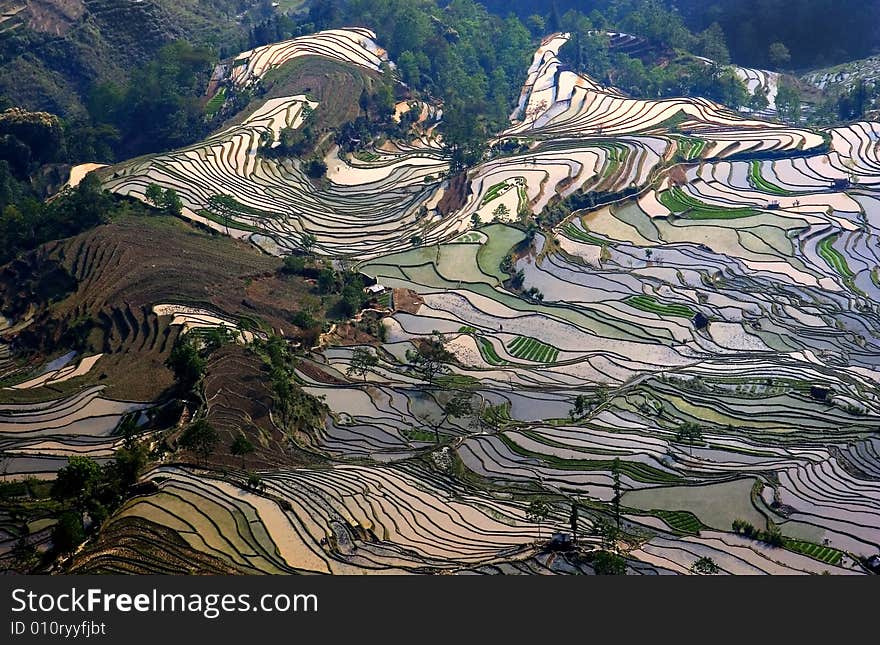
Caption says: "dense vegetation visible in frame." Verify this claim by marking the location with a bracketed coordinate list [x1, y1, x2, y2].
[0, 0, 265, 118]
[479, 0, 880, 70]
[307, 0, 535, 167]
[0, 172, 116, 266]
[85, 41, 216, 159]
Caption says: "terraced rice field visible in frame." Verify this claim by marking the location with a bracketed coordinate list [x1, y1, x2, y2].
[36, 30, 880, 574]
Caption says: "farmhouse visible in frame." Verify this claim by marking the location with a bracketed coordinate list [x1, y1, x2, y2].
[364, 283, 387, 295]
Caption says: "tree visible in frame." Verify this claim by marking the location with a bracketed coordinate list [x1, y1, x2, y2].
[526, 499, 551, 540]
[675, 422, 703, 455]
[166, 335, 205, 393]
[347, 347, 379, 382]
[592, 549, 626, 575]
[246, 472, 265, 492]
[230, 434, 255, 468]
[145, 183, 164, 208]
[398, 50, 421, 87]
[748, 85, 770, 112]
[304, 158, 327, 179]
[570, 394, 592, 420]
[208, 193, 238, 234]
[433, 390, 473, 443]
[179, 419, 219, 465]
[405, 331, 454, 385]
[492, 202, 511, 221]
[526, 14, 545, 39]
[698, 23, 730, 65]
[569, 503, 579, 543]
[691, 556, 720, 575]
[768, 42, 791, 69]
[52, 456, 103, 512]
[611, 457, 622, 530]
[162, 188, 182, 216]
[52, 511, 85, 554]
[112, 440, 149, 489]
[10, 537, 39, 572]
[300, 231, 317, 252]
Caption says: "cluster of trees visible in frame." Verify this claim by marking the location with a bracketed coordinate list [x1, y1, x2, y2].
[165, 325, 240, 396]
[85, 42, 215, 160]
[555, 5, 754, 109]
[0, 106, 131, 263]
[732, 518, 785, 547]
[0, 172, 114, 266]
[569, 388, 610, 420]
[481, 0, 879, 70]
[311, 265, 370, 319]
[49, 429, 150, 554]
[336, 71, 411, 154]
[309, 0, 536, 168]
[261, 105, 319, 158]
[145, 183, 183, 216]
[808, 79, 879, 125]
[255, 335, 328, 433]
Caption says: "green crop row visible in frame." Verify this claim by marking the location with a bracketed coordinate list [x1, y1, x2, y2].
[626, 295, 695, 319]
[507, 336, 559, 363]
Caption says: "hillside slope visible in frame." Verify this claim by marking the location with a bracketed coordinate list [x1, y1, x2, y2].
[0, 0, 263, 116]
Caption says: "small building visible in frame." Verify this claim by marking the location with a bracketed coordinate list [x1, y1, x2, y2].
[548, 532, 575, 551]
[866, 555, 880, 573]
[364, 283, 387, 296]
[810, 385, 831, 402]
[832, 178, 851, 190]
[692, 312, 710, 331]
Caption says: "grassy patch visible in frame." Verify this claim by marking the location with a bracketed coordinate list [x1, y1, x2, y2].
[205, 87, 227, 118]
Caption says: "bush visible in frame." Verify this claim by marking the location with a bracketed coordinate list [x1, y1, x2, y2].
[592, 550, 627, 575]
[52, 511, 85, 554]
[304, 158, 327, 179]
[282, 255, 307, 275]
[289, 310, 316, 329]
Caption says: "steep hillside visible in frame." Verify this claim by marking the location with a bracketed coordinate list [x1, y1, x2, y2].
[0, 0, 264, 116]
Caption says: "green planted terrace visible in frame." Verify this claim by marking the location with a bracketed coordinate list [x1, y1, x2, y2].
[748, 160, 792, 196]
[481, 181, 510, 206]
[675, 136, 706, 161]
[459, 326, 508, 365]
[205, 87, 227, 118]
[817, 234, 854, 279]
[506, 336, 559, 363]
[626, 295, 695, 319]
[562, 222, 614, 247]
[659, 186, 761, 220]
[652, 509, 704, 535]
[784, 539, 843, 565]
